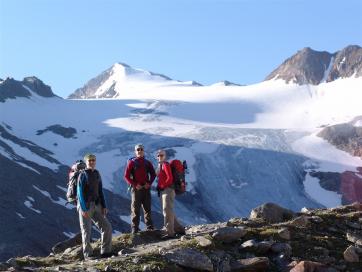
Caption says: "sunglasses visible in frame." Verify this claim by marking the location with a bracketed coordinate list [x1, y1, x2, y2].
[88, 159, 96, 162]
[136, 148, 144, 151]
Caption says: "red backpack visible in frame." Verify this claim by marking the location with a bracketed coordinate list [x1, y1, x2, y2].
[170, 160, 187, 195]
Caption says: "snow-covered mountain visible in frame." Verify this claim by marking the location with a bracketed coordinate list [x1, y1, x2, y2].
[68, 63, 202, 99]
[1, 45, 362, 261]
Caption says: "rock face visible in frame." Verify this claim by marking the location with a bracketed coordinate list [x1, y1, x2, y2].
[265, 45, 362, 85]
[265, 47, 334, 85]
[22, 76, 57, 98]
[318, 120, 362, 158]
[249, 202, 295, 223]
[312, 118, 362, 204]
[1, 203, 362, 272]
[327, 45, 362, 81]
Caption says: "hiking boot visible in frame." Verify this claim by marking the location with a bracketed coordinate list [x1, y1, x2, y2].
[176, 230, 186, 235]
[146, 226, 154, 231]
[84, 255, 97, 261]
[131, 228, 140, 234]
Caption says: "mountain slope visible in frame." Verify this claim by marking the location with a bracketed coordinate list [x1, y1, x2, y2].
[3, 203, 362, 272]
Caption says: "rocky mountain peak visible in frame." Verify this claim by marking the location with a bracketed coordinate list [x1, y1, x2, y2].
[0, 77, 57, 102]
[265, 45, 362, 85]
[265, 47, 334, 85]
[327, 45, 362, 82]
[22, 76, 57, 98]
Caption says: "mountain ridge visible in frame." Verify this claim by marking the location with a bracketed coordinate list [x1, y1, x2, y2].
[265, 45, 362, 85]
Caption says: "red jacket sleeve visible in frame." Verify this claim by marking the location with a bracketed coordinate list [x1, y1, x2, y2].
[164, 162, 174, 188]
[124, 160, 135, 186]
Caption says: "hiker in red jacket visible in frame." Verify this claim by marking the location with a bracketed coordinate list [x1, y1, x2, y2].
[124, 144, 156, 233]
[156, 149, 185, 239]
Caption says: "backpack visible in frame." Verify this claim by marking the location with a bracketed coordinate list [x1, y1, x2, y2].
[66, 160, 86, 205]
[170, 160, 187, 195]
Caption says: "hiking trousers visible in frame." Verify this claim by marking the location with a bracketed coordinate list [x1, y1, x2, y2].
[160, 187, 184, 236]
[78, 202, 112, 257]
[131, 187, 153, 230]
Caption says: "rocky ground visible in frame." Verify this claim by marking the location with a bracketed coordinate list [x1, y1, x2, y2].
[1, 203, 362, 272]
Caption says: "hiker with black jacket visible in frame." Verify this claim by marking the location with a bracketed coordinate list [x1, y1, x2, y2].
[156, 149, 185, 239]
[124, 144, 156, 233]
[77, 153, 112, 260]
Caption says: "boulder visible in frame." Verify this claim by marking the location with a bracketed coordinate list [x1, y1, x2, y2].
[240, 240, 258, 250]
[209, 250, 231, 272]
[240, 240, 273, 254]
[289, 215, 311, 228]
[163, 248, 213, 271]
[195, 236, 213, 248]
[230, 257, 270, 272]
[61, 246, 83, 259]
[278, 228, 291, 240]
[346, 232, 362, 246]
[343, 245, 359, 262]
[249, 203, 295, 223]
[52, 233, 82, 254]
[310, 216, 323, 224]
[271, 243, 292, 257]
[289, 216, 311, 228]
[290, 261, 330, 272]
[212, 227, 247, 243]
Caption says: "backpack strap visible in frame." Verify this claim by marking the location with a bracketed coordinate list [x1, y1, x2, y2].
[130, 157, 152, 175]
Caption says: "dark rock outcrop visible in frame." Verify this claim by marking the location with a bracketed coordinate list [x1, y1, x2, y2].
[327, 45, 362, 81]
[0, 77, 32, 102]
[317, 120, 362, 158]
[0, 77, 58, 102]
[22, 76, 57, 98]
[36, 124, 77, 139]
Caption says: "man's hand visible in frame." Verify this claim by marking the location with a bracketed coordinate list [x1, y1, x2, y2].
[82, 211, 89, 218]
[136, 184, 142, 190]
[102, 208, 108, 217]
[144, 183, 150, 190]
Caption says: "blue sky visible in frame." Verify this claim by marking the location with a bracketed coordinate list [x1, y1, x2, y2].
[1, 0, 362, 98]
